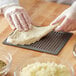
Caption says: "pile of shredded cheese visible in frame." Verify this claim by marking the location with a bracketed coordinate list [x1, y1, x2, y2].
[20, 62, 71, 76]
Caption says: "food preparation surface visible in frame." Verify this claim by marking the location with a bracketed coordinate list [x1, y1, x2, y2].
[3, 31, 72, 55]
[0, 0, 76, 76]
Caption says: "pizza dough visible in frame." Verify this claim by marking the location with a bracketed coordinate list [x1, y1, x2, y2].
[7, 24, 58, 45]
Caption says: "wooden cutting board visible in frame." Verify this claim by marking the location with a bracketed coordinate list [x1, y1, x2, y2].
[0, 0, 76, 76]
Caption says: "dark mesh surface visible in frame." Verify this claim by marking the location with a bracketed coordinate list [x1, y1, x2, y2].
[3, 31, 73, 55]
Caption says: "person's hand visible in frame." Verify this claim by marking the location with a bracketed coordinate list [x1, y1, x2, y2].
[3, 6, 32, 31]
[51, 2, 76, 32]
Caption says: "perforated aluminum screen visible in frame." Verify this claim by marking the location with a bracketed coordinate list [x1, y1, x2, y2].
[3, 31, 72, 55]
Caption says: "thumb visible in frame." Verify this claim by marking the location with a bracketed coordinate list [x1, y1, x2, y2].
[55, 17, 70, 31]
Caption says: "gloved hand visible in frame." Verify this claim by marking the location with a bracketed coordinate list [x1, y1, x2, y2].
[51, 2, 76, 32]
[3, 5, 32, 31]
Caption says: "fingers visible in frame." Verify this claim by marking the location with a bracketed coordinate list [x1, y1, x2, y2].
[7, 12, 32, 31]
[51, 14, 65, 25]
[11, 14, 24, 31]
[22, 11, 32, 29]
[6, 14, 16, 30]
[55, 17, 72, 32]
[16, 13, 29, 31]
[4, 6, 32, 31]
[51, 6, 76, 32]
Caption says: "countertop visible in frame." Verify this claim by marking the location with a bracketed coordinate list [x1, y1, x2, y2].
[0, 0, 76, 76]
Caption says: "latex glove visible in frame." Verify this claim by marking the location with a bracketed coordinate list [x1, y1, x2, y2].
[3, 6, 32, 31]
[51, 2, 76, 32]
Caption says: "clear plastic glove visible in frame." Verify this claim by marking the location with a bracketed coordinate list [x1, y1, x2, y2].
[51, 2, 76, 32]
[3, 6, 32, 31]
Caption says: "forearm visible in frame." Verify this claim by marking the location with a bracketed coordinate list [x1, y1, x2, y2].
[72, 1, 76, 8]
[0, 0, 19, 14]
[70, 1, 76, 14]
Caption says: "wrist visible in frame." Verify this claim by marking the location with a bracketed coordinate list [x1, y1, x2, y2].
[0, 3, 19, 14]
[2, 5, 19, 14]
[70, 1, 76, 13]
